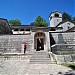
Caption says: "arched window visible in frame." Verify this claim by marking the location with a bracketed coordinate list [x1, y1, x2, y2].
[68, 26, 70, 29]
[25, 29, 30, 31]
[14, 28, 18, 31]
[55, 14, 59, 17]
[50, 16, 52, 20]
[67, 23, 70, 25]
[20, 29, 24, 31]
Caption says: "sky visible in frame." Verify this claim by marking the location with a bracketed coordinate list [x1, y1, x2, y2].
[0, 0, 74, 26]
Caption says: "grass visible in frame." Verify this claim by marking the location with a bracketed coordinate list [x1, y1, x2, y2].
[62, 63, 75, 70]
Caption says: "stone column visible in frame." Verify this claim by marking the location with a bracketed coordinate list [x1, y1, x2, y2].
[45, 32, 51, 52]
[31, 32, 35, 51]
[21, 44, 24, 54]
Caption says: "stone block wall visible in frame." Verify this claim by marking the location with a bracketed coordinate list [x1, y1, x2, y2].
[50, 32, 75, 44]
[0, 34, 33, 53]
[53, 54, 75, 64]
[51, 44, 75, 54]
[50, 32, 75, 54]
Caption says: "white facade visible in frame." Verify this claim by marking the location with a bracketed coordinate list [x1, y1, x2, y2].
[58, 21, 75, 31]
[49, 11, 62, 27]
[12, 30, 31, 34]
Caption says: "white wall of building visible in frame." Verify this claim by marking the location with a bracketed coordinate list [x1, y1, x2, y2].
[49, 11, 62, 27]
[58, 21, 75, 31]
[12, 30, 31, 34]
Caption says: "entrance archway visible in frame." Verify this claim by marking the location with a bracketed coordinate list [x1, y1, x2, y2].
[34, 31, 45, 51]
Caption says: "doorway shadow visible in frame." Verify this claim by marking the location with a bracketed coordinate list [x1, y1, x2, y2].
[36, 38, 44, 51]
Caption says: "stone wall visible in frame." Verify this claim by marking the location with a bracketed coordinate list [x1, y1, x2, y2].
[50, 32, 75, 44]
[50, 32, 75, 54]
[0, 34, 33, 53]
[53, 54, 75, 64]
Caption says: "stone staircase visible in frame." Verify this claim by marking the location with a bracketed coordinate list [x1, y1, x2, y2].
[30, 51, 51, 64]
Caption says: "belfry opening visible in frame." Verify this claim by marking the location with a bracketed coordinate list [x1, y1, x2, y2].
[34, 31, 45, 51]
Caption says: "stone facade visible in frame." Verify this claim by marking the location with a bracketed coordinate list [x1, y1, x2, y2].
[0, 29, 50, 53]
[53, 54, 75, 64]
[0, 35, 33, 53]
[50, 31, 75, 54]
[0, 10, 74, 54]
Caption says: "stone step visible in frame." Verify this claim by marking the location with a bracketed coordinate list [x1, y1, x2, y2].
[32, 51, 49, 55]
[31, 58, 50, 60]
[31, 57, 49, 59]
[33, 54, 48, 56]
[32, 53, 49, 56]
[33, 51, 48, 54]
[30, 51, 51, 64]
[30, 59, 51, 61]
[30, 60, 51, 64]
[30, 62, 53, 64]
[31, 55, 49, 58]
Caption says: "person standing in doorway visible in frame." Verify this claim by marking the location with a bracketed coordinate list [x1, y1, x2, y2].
[24, 43, 26, 54]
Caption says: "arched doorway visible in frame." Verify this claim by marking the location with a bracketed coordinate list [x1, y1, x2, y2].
[34, 31, 45, 51]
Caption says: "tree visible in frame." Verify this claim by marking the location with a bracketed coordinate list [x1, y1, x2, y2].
[9, 19, 21, 27]
[30, 16, 48, 27]
[62, 12, 72, 21]
[73, 17, 75, 25]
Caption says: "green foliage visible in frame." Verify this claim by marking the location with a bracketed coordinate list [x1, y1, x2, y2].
[30, 16, 48, 27]
[9, 19, 21, 27]
[73, 17, 75, 25]
[62, 63, 75, 70]
[62, 12, 72, 21]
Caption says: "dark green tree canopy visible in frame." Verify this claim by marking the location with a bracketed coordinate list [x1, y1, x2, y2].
[62, 12, 72, 21]
[30, 16, 48, 27]
[9, 19, 21, 27]
[73, 17, 75, 25]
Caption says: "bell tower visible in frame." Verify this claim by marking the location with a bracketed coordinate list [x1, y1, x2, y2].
[49, 10, 62, 27]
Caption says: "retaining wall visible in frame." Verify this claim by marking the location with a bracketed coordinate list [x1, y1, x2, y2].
[53, 54, 75, 64]
[50, 32, 75, 54]
[0, 34, 33, 53]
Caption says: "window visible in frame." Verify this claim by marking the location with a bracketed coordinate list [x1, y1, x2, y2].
[20, 29, 24, 31]
[68, 26, 70, 29]
[14, 28, 18, 31]
[50, 16, 52, 20]
[67, 23, 70, 25]
[57, 19, 59, 22]
[55, 14, 59, 17]
[25, 29, 30, 31]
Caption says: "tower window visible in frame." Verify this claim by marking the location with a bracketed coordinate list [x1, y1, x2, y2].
[50, 16, 52, 20]
[57, 19, 59, 22]
[67, 23, 70, 25]
[55, 14, 59, 17]
[68, 26, 70, 29]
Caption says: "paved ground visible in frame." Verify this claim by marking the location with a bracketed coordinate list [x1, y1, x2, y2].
[0, 54, 75, 75]
[25, 64, 74, 75]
